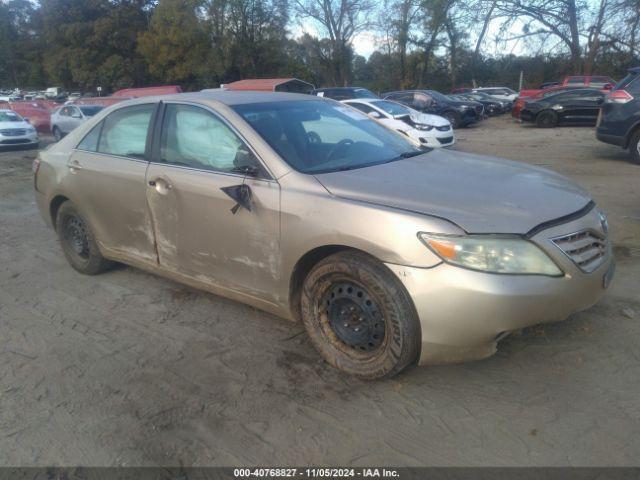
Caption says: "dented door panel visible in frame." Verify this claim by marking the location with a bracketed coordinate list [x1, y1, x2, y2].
[145, 164, 281, 304]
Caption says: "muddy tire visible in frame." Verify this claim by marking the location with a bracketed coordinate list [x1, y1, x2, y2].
[300, 251, 421, 379]
[536, 110, 558, 128]
[56, 201, 113, 275]
[629, 129, 640, 165]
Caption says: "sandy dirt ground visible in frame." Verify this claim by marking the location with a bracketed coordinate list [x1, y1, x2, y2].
[0, 115, 639, 467]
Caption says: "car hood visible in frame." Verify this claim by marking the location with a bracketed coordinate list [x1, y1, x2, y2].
[313, 149, 592, 234]
[445, 100, 478, 108]
[0, 120, 31, 129]
[406, 112, 449, 127]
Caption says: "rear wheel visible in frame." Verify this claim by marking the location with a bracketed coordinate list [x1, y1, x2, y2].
[629, 129, 640, 165]
[442, 110, 461, 129]
[52, 126, 63, 142]
[300, 251, 421, 379]
[56, 201, 114, 275]
[536, 110, 558, 128]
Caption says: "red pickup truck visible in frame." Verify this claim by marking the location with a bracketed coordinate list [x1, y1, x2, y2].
[519, 75, 615, 99]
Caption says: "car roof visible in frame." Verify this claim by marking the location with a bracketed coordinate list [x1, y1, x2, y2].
[109, 90, 318, 107]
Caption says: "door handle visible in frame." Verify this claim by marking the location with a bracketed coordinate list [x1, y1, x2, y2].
[67, 160, 82, 172]
[148, 178, 172, 194]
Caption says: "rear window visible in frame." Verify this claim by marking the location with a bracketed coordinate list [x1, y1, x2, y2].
[566, 76, 585, 85]
[589, 76, 613, 88]
[614, 72, 640, 94]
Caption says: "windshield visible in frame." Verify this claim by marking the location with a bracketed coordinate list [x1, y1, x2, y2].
[234, 100, 422, 174]
[427, 91, 451, 103]
[370, 100, 410, 116]
[79, 105, 104, 116]
[0, 111, 22, 122]
[354, 89, 377, 99]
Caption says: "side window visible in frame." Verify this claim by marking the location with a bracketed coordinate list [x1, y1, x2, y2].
[97, 104, 154, 158]
[413, 93, 432, 109]
[77, 123, 102, 152]
[160, 104, 257, 173]
[60, 107, 71, 117]
[70, 107, 82, 118]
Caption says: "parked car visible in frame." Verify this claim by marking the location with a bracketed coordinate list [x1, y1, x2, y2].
[342, 98, 455, 148]
[0, 109, 39, 147]
[596, 67, 640, 164]
[384, 90, 483, 128]
[34, 91, 614, 378]
[452, 92, 507, 116]
[512, 85, 585, 120]
[472, 87, 518, 102]
[67, 92, 82, 101]
[520, 88, 605, 127]
[519, 75, 615, 100]
[311, 87, 378, 100]
[50, 104, 104, 141]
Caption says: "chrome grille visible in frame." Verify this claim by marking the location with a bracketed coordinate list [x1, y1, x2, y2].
[0, 129, 27, 136]
[552, 230, 608, 273]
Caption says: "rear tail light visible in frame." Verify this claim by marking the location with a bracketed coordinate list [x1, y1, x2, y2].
[606, 90, 634, 103]
[32, 157, 40, 174]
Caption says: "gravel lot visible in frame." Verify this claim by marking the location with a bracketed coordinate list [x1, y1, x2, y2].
[0, 115, 639, 467]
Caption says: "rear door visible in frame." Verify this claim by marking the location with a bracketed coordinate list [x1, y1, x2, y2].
[144, 101, 281, 303]
[65, 103, 158, 263]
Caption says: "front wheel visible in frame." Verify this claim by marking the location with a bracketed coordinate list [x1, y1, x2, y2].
[442, 110, 461, 129]
[56, 201, 114, 275]
[536, 110, 558, 128]
[629, 129, 640, 165]
[300, 251, 421, 379]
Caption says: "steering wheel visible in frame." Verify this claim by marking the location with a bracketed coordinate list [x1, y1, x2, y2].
[307, 131, 321, 144]
[327, 139, 354, 162]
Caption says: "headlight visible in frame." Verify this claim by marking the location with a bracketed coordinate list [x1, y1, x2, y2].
[416, 124, 434, 131]
[419, 233, 563, 276]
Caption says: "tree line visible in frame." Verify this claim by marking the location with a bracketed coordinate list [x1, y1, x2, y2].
[1, 0, 639, 95]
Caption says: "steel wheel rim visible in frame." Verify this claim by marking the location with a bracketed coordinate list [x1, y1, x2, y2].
[321, 282, 385, 353]
[64, 215, 90, 259]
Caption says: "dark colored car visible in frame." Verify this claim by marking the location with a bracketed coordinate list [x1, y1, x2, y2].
[520, 88, 605, 128]
[596, 67, 640, 164]
[454, 92, 509, 115]
[384, 90, 483, 128]
[310, 87, 378, 100]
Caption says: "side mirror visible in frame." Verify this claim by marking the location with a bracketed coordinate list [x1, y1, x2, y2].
[22, 117, 29, 123]
[603, 83, 613, 91]
[368, 111, 382, 119]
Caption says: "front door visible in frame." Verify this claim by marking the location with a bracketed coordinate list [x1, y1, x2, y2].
[66, 103, 158, 263]
[145, 102, 281, 303]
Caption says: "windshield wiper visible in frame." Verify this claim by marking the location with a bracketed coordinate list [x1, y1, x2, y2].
[398, 150, 423, 158]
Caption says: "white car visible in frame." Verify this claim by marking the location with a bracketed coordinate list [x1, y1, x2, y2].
[0, 109, 39, 148]
[50, 104, 104, 141]
[342, 98, 455, 148]
[472, 87, 518, 102]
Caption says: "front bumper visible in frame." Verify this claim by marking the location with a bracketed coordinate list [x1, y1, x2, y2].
[0, 131, 39, 146]
[386, 207, 614, 365]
